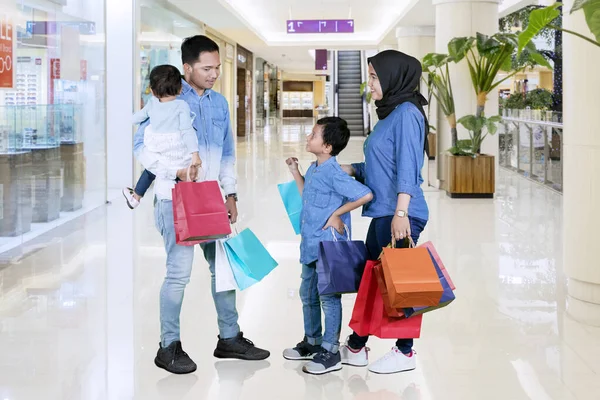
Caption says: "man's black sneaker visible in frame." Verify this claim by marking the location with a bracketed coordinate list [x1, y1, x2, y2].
[302, 349, 342, 375]
[283, 338, 323, 360]
[154, 341, 197, 374]
[213, 332, 270, 361]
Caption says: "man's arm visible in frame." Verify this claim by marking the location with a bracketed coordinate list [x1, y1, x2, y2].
[219, 106, 236, 195]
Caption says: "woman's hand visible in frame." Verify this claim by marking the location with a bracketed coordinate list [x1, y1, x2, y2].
[323, 214, 345, 235]
[391, 215, 411, 243]
[340, 164, 355, 177]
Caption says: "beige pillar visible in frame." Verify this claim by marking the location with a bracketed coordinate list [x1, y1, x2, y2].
[562, 0, 600, 325]
[396, 26, 436, 63]
[433, 0, 500, 186]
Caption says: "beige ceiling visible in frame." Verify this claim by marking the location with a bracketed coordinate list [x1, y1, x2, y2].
[168, 0, 534, 73]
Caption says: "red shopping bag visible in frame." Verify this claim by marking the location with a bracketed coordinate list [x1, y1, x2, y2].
[349, 261, 422, 339]
[374, 263, 404, 318]
[172, 181, 231, 245]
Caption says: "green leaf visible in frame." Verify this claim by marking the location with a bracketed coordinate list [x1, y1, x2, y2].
[476, 33, 500, 56]
[485, 116, 502, 135]
[448, 37, 474, 63]
[423, 53, 450, 69]
[518, 3, 562, 53]
[528, 49, 553, 69]
[572, 0, 590, 12]
[576, 0, 600, 43]
[457, 115, 485, 133]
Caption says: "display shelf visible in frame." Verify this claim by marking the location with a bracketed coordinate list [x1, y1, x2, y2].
[0, 151, 33, 237]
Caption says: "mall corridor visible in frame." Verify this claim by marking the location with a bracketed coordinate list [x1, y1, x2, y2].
[0, 120, 596, 400]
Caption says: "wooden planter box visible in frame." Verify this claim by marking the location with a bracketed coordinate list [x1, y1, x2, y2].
[446, 154, 495, 198]
[427, 132, 436, 160]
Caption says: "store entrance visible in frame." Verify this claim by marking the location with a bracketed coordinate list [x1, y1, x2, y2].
[236, 68, 248, 137]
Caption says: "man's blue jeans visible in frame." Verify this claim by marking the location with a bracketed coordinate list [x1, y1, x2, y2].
[300, 262, 342, 353]
[154, 199, 240, 347]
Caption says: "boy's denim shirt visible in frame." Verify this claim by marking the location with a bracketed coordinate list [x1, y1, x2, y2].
[133, 79, 236, 197]
[300, 157, 372, 265]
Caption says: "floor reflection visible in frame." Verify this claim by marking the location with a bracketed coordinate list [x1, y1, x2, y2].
[0, 119, 597, 400]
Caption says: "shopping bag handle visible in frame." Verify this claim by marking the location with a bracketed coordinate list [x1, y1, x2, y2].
[390, 234, 415, 249]
[186, 165, 206, 182]
[330, 225, 350, 241]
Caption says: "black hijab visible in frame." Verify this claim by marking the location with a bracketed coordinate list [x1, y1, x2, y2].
[368, 50, 429, 156]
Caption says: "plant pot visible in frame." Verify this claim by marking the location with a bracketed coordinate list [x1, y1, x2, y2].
[427, 132, 436, 160]
[445, 153, 495, 198]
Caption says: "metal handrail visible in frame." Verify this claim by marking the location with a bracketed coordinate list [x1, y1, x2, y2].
[499, 115, 564, 193]
[502, 116, 564, 129]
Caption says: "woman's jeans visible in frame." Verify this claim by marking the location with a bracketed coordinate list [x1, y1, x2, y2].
[348, 215, 428, 354]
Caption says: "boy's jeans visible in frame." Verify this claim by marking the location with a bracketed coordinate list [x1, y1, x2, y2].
[300, 262, 342, 353]
[154, 199, 240, 347]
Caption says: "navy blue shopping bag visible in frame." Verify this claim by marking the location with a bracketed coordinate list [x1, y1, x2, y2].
[316, 227, 368, 295]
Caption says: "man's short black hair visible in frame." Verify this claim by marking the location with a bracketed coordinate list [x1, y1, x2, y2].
[181, 35, 220, 66]
[149, 65, 182, 98]
[317, 117, 351, 156]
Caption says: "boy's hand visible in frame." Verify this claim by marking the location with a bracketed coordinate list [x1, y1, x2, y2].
[286, 157, 300, 174]
[323, 214, 345, 235]
[191, 152, 202, 168]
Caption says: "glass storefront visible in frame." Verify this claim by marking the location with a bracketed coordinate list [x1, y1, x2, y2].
[0, 0, 106, 259]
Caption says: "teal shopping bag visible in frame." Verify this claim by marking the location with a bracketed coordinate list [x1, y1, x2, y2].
[277, 181, 302, 235]
[224, 228, 279, 290]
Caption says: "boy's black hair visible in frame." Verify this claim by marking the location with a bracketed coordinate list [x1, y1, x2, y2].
[149, 65, 182, 98]
[317, 117, 351, 156]
[181, 35, 220, 66]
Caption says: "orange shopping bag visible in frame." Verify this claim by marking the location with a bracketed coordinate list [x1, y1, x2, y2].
[380, 243, 444, 308]
[349, 261, 422, 339]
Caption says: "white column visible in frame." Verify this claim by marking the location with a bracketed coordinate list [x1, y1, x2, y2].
[105, 0, 135, 398]
[562, 1, 600, 325]
[106, 0, 135, 195]
[433, 0, 500, 185]
[396, 26, 436, 63]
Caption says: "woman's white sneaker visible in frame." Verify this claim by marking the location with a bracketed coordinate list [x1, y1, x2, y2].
[340, 342, 369, 367]
[368, 347, 416, 374]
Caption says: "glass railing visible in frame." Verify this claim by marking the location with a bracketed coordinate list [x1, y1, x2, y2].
[499, 109, 564, 192]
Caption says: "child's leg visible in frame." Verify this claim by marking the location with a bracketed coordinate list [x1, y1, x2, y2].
[299, 262, 323, 346]
[133, 169, 156, 200]
[320, 293, 342, 353]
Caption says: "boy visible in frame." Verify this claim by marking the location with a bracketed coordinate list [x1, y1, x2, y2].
[283, 117, 373, 375]
[123, 64, 202, 209]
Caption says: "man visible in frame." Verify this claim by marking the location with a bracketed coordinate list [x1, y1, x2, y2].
[133, 35, 270, 375]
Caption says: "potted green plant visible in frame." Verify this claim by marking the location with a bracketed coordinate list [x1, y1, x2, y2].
[422, 53, 457, 153]
[421, 71, 438, 159]
[444, 32, 550, 197]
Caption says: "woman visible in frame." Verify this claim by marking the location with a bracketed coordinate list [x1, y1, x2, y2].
[339, 50, 430, 374]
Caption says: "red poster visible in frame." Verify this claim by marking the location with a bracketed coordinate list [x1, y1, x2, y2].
[0, 13, 14, 89]
[80, 60, 87, 81]
[49, 58, 61, 104]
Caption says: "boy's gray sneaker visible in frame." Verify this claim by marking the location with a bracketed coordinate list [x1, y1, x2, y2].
[283, 339, 323, 361]
[302, 349, 342, 375]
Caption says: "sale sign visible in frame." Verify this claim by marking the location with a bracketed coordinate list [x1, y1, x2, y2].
[0, 12, 14, 89]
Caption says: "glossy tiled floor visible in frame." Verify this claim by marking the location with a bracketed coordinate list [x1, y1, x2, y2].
[1, 120, 599, 400]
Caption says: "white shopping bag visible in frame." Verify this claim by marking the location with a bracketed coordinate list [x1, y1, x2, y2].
[215, 239, 237, 292]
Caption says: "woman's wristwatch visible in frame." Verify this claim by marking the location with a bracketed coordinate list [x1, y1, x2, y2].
[396, 210, 408, 218]
[226, 193, 238, 202]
